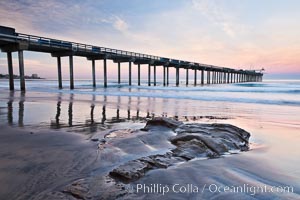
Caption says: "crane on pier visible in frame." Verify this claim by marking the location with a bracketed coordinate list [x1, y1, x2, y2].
[254, 68, 265, 73]
[247, 66, 265, 73]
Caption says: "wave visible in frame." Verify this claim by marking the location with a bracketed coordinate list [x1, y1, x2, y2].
[1, 80, 300, 106]
[55, 83, 300, 95]
[23, 86, 300, 107]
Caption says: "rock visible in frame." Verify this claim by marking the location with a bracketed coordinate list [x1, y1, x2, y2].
[109, 153, 186, 182]
[145, 153, 185, 168]
[91, 138, 99, 142]
[109, 160, 154, 182]
[172, 123, 250, 152]
[99, 139, 106, 143]
[170, 133, 204, 144]
[143, 117, 183, 131]
[171, 139, 218, 160]
[109, 118, 251, 183]
[105, 129, 136, 138]
[63, 179, 91, 199]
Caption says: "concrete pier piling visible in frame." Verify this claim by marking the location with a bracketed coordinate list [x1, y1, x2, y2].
[176, 67, 180, 86]
[154, 65, 156, 86]
[118, 62, 121, 84]
[227, 72, 230, 84]
[92, 59, 96, 88]
[214, 72, 216, 84]
[57, 57, 63, 89]
[201, 70, 204, 85]
[167, 66, 169, 86]
[69, 56, 74, 89]
[103, 58, 107, 88]
[207, 71, 210, 84]
[138, 63, 141, 86]
[129, 61, 132, 86]
[186, 68, 189, 85]
[194, 69, 197, 86]
[148, 64, 151, 86]
[18, 50, 25, 91]
[163, 66, 166, 86]
[7, 52, 14, 90]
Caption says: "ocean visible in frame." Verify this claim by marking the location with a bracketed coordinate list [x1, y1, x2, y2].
[0, 79, 299, 129]
[1, 79, 300, 105]
[0, 79, 299, 199]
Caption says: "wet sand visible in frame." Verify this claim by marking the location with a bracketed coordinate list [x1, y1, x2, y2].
[0, 125, 98, 200]
[124, 120, 300, 199]
[0, 89, 299, 199]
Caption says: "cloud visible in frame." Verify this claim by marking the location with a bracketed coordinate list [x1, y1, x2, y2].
[89, 15, 129, 34]
[113, 16, 129, 33]
[191, 0, 244, 37]
[0, 0, 95, 37]
[1, 0, 299, 76]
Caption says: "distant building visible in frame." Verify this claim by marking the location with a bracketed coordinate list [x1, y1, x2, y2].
[31, 74, 38, 78]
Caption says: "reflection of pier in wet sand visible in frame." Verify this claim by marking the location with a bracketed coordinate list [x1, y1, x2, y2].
[1, 92, 232, 132]
[49, 93, 153, 133]
[5, 91, 25, 127]
[1, 91, 233, 134]
[1, 92, 158, 133]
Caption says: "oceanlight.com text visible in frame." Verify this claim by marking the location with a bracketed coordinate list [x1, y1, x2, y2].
[134, 183, 294, 196]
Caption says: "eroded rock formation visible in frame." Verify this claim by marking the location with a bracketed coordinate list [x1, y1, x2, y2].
[110, 118, 250, 182]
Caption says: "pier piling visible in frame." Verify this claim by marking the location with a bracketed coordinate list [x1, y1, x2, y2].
[167, 66, 169, 85]
[91, 59, 96, 88]
[148, 64, 151, 86]
[57, 57, 63, 89]
[103, 58, 107, 88]
[207, 71, 210, 84]
[7, 52, 14, 90]
[194, 69, 197, 86]
[18, 50, 25, 91]
[163, 66, 166, 86]
[129, 61, 132, 86]
[201, 70, 204, 85]
[186, 68, 189, 85]
[138, 63, 141, 86]
[69, 56, 74, 89]
[154, 65, 156, 86]
[227, 72, 230, 84]
[118, 62, 121, 84]
[176, 67, 180, 86]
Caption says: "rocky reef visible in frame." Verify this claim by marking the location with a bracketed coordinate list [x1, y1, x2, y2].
[109, 117, 250, 182]
[59, 117, 251, 199]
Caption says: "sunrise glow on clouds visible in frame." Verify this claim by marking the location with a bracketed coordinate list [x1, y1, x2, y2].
[0, 0, 300, 79]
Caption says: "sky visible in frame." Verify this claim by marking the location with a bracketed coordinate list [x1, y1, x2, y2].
[0, 0, 300, 79]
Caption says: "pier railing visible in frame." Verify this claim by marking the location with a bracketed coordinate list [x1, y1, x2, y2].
[2, 32, 248, 71]
[17, 33, 161, 60]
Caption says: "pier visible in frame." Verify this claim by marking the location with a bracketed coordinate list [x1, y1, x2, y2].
[0, 25, 263, 91]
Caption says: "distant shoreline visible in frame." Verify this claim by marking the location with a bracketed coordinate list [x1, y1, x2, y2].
[0, 78, 45, 80]
[0, 77, 45, 80]
[0, 74, 44, 80]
